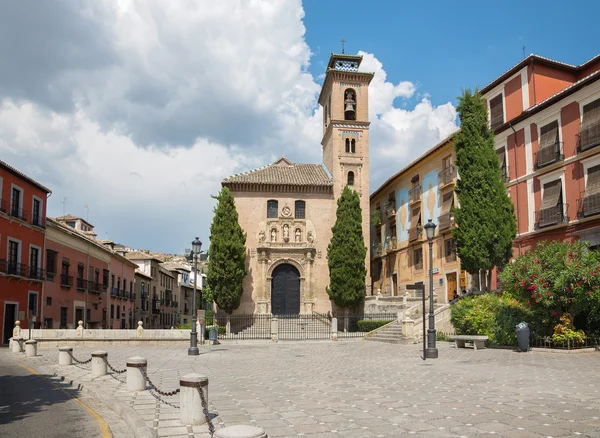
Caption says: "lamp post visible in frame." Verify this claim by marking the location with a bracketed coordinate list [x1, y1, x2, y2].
[188, 237, 202, 356]
[424, 219, 438, 359]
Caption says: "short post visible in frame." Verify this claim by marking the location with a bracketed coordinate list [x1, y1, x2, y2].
[59, 347, 73, 365]
[136, 321, 144, 338]
[180, 373, 209, 425]
[214, 425, 268, 438]
[11, 336, 23, 353]
[330, 317, 338, 341]
[13, 320, 22, 338]
[271, 317, 278, 343]
[76, 320, 84, 337]
[25, 340, 38, 357]
[91, 350, 108, 377]
[126, 356, 147, 391]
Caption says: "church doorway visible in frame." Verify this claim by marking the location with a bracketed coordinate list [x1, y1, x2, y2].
[271, 264, 300, 315]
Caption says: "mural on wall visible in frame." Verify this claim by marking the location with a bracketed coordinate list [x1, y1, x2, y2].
[396, 188, 409, 242]
[422, 170, 440, 223]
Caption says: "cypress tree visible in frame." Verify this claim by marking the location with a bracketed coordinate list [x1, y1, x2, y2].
[327, 186, 367, 309]
[452, 89, 517, 289]
[206, 186, 247, 314]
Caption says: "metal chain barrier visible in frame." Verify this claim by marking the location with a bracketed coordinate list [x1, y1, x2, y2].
[198, 386, 215, 437]
[141, 367, 180, 397]
[104, 357, 126, 374]
[68, 351, 92, 364]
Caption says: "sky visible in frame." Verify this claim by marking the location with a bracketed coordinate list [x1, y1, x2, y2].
[1, 0, 598, 254]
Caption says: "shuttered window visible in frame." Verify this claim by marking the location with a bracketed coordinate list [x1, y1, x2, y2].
[490, 94, 504, 129]
[537, 121, 561, 168]
[410, 208, 421, 228]
[584, 165, 600, 216]
[496, 147, 506, 167]
[541, 180, 562, 210]
[580, 98, 600, 151]
[440, 192, 454, 214]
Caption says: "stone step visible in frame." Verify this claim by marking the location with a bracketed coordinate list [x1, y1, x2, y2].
[365, 336, 408, 344]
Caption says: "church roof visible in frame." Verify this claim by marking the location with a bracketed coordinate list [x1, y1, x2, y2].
[222, 157, 333, 190]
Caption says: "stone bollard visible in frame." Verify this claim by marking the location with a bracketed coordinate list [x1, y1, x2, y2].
[271, 317, 278, 343]
[91, 351, 108, 377]
[59, 347, 73, 365]
[180, 373, 209, 425]
[12, 337, 23, 353]
[126, 356, 147, 391]
[214, 425, 268, 438]
[331, 317, 338, 341]
[25, 340, 38, 357]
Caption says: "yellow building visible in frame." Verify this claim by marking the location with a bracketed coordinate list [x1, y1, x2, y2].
[370, 136, 472, 304]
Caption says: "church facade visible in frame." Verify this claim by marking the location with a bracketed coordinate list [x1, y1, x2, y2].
[222, 53, 373, 315]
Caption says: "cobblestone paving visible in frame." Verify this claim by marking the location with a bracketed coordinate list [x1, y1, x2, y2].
[21, 342, 600, 437]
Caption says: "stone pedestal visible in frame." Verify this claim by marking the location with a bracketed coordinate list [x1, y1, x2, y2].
[126, 356, 147, 392]
[136, 321, 144, 338]
[214, 425, 268, 438]
[11, 337, 23, 353]
[59, 347, 73, 365]
[270, 318, 278, 343]
[180, 373, 209, 425]
[330, 317, 338, 341]
[91, 350, 108, 377]
[25, 340, 38, 357]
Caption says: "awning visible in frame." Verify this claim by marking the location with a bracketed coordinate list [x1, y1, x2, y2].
[440, 192, 454, 214]
[410, 207, 421, 228]
[541, 180, 562, 209]
[539, 120, 559, 149]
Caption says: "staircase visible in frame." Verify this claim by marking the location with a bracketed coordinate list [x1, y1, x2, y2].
[365, 321, 409, 344]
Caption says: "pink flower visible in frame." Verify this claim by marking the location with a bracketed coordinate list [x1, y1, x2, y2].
[588, 291, 593, 295]
[547, 292, 551, 296]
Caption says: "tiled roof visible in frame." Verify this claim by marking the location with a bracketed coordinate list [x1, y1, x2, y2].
[223, 157, 333, 188]
[54, 214, 95, 228]
[0, 159, 52, 194]
[125, 251, 163, 262]
[161, 262, 191, 272]
[134, 269, 153, 280]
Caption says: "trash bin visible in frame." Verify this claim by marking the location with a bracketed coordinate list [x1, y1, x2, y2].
[516, 322, 530, 352]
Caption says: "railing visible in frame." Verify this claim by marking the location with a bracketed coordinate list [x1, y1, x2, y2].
[0, 199, 6, 213]
[535, 141, 563, 169]
[577, 193, 600, 219]
[213, 314, 272, 340]
[277, 314, 331, 340]
[383, 202, 396, 218]
[130, 292, 136, 301]
[438, 212, 452, 231]
[60, 274, 74, 287]
[76, 277, 86, 290]
[438, 165, 456, 186]
[28, 266, 45, 281]
[9, 206, 28, 222]
[577, 121, 600, 153]
[373, 244, 382, 257]
[31, 215, 45, 228]
[413, 260, 424, 270]
[111, 287, 119, 297]
[534, 335, 599, 350]
[88, 281, 102, 293]
[408, 225, 422, 242]
[7, 262, 27, 277]
[409, 185, 421, 203]
[535, 203, 569, 229]
[332, 313, 397, 338]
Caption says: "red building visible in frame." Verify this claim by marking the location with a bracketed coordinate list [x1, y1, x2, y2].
[0, 160, 51, 344]
[481, 54, 600, 285]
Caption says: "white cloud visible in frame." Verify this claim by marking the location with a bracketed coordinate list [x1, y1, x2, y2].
[0, 1, 458, 252]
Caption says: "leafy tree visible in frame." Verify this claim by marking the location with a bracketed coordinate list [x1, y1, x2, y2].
[327, 186, 366, 309]
[206, 187, 247, 314]
[452, 89, 517, 289]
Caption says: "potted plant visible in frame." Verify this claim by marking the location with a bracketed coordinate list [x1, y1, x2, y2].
[371, 209, 381, 226]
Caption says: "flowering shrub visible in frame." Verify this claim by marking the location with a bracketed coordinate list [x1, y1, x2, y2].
[552, 314, 585, 345]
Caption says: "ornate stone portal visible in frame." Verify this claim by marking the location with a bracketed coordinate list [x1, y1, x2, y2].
[255, 204, 317, 314]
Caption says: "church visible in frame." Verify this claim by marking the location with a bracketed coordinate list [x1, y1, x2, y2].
[222, 52, 374, 315]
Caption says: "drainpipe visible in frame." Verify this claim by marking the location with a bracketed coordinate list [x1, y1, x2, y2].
[40, 191, 52, 331]
[509, 123, 522, 257]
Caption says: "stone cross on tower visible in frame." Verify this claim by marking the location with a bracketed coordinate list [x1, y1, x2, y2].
[340, 38, 346, 54]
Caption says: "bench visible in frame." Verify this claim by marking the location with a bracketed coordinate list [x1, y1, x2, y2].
[449, 335, 488, 350]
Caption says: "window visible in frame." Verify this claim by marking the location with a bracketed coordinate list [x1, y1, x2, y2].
[86, 309, 91, 323]
[413, 248, 423, 269]
[536, 121, 561, 168]
[61, 258, 70, 278]
[130, 281, 133, 292]
[117, 276, 121, 291]
[46, 297, 52, 306]
[537, 179, 565, 229]
[29, 247, 40, 278]
[103, 269, 109, 289]
[60, 307, 68, 329]
[581, 164, 600, 217]
[110, 304, 114, 319]
[445, 238, 456, 261]
[347, 171, 355, 186]
[346, 138, 356, 154]
[497, 147, 508, 181]
[267, 200, 278, 218]
[111, 274, 115, 288]
[409, 175, 421, 203]
[442, 155, 453, 170]
[439, 192, 454, 230]
[295, 200, 306, 219]
[489, 94, 504, 129]
[580, 98, 600, 152]
[409, 207, 422, 241]
[8, 239, 19, 267]
[77, 264, 84, 280]
[10, 186, 22, 218]
[46, 250, 57, 279]
[344, 88, 356, 121]
[31, 198, 41, 227]
[28, 292, 38, 317]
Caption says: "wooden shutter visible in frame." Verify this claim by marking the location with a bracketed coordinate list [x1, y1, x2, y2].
[496, 147, 506, 167]
[586, 165, 600, 196]
[581, 99, 600, 149]
[440, 192, 454, 214]
[490, 94, 504, 128]
[541, 180, 561, 209]
[410, 207, 421, 228]
[539, 121, 559, 149]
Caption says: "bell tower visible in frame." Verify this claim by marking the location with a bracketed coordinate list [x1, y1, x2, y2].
[318, 52, 374, 287]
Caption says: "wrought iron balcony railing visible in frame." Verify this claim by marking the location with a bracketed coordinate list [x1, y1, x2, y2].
[408, 225, 423, 242]
[535, 142, 563, 170]
[76, 277, 87, 290]
[438, 212, 453, 231]
[7, 262, 27, 277]
[0, 199, 6, 213]
[577, 193, 600, 219]
[28, 266, 45, 281]
[88, 281, 102, 293]
[409, 185, 421, 203]
[577, 121, 600, 153]
[60, 274, 74, 287]
[31, 215, 45, 228]
[9, 206, 28, 222]
[438, 165, 456, 187]
[535, 203, 569, 230]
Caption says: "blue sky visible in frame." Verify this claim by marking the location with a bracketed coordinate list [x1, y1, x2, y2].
[304, 0, 599, 109]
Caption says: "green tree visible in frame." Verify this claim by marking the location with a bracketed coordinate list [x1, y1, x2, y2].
[206, 187, 247, 314]
[452, 89, 517, 289]
[327, 186, 367, 309]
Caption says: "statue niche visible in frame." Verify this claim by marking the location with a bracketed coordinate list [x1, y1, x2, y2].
[270, 228, 278, 242]
[283, 224, 290, 242]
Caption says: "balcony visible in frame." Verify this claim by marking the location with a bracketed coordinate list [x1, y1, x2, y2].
[9, 206, 28, 222]
[408, 225, 423, 242]
[438, 165, 456, 187]
[577, 193, 600, 219]
[130, 292, 136, 301]
[373, 243, 382, 258]
[60, 274, 74, 288]
[31, 215, 45, 228]
[438, 212, 453, 232]
[535, 203, 569, 230]
[535, 142, 563, 170]
[151, 299, 161, 315]
[88, 281, 102, 293]
[409, 185, 421, 204]
[383, 201, 396, 219]
[445, 251, 457, 263]
[0, 199, 6, 213]
[28, 266, 45, 281]
[76, 277, 87, 290]
[386, 237, 398, 251]
[577, 121, 600, 153]
[7, 262, 27, 277]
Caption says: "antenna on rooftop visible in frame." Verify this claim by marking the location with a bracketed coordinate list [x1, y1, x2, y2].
[340, 38, 346, 54]
[522, 45, 526, 59]
[61, 197, 68, 215]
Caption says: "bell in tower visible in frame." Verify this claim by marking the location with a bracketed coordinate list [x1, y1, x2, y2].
[344, 89, 356, 121]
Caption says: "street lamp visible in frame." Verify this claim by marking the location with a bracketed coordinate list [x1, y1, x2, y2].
[424, 219, 438, 359]
[188, 237, 202, 356]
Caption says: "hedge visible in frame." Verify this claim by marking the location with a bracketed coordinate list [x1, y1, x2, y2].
[358, 319, 393, 332]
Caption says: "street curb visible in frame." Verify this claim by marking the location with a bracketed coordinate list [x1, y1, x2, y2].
[6, 353, 156, 438]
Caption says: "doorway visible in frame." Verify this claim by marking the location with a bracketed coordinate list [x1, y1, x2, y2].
[3, 303, 17, 344]
[271, 264, 301, 315]
[447, 272, 457, 302]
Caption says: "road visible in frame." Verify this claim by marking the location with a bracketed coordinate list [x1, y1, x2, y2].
[0, 353, 109, 438]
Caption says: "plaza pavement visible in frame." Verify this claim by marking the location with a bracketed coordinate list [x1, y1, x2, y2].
[6, 341, 600, 438]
